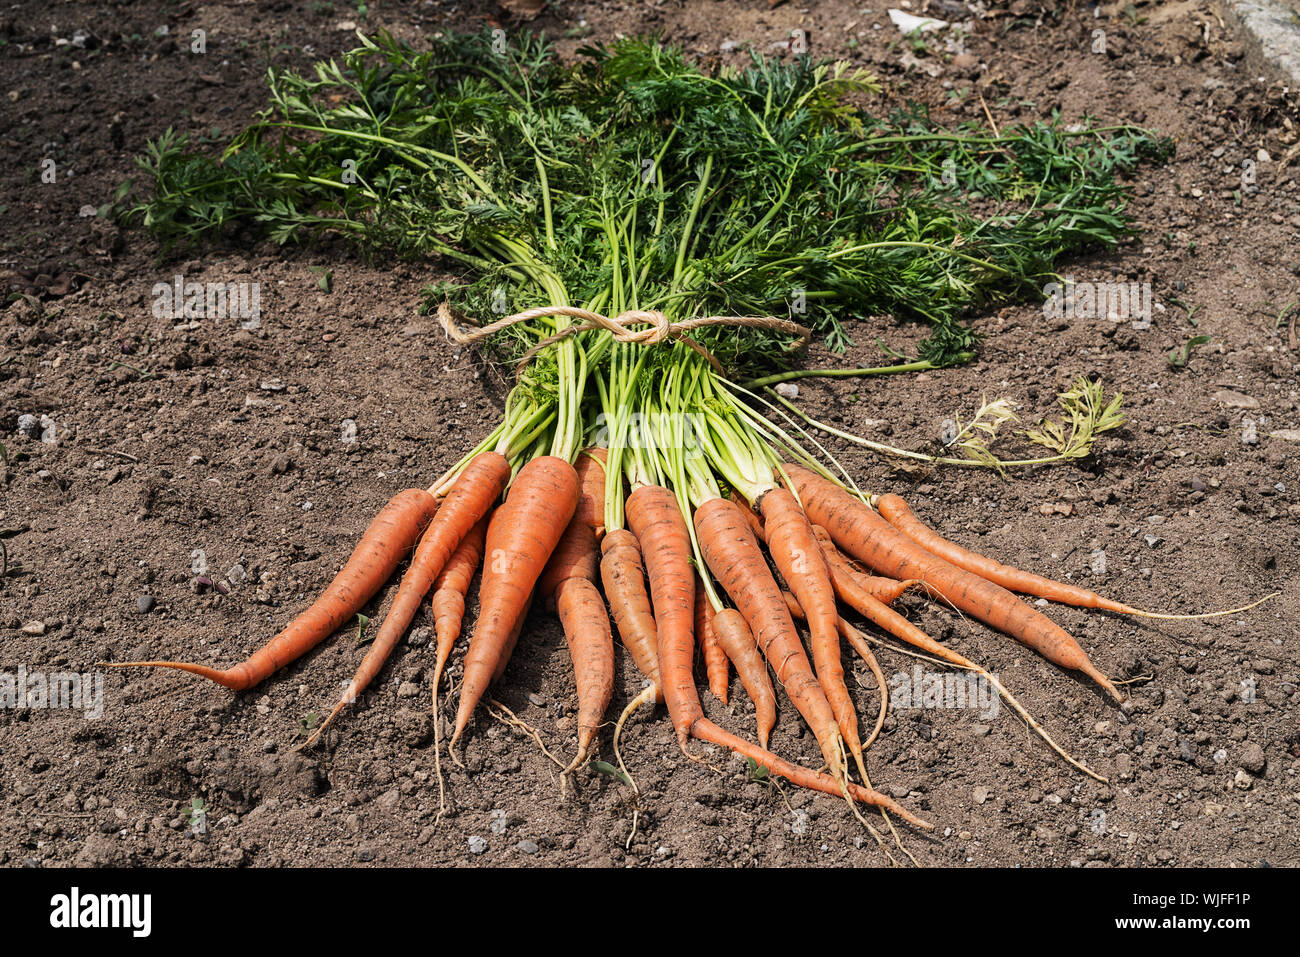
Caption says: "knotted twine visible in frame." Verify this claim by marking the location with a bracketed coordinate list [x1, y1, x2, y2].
[436, 301, 811, 377]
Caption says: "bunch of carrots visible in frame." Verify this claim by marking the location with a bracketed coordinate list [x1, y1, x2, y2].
[107, 30, 1265, 844]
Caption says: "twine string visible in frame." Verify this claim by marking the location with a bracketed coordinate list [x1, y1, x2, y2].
[436, 302, 811, 376]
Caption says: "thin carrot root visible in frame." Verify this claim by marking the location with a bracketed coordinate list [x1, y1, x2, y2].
[1118, 592, 1280, 620]
[486, 697, 566, 771]
[846, 619, 889, 751]
[612, 684, 657, 796]
[295, 696, 349, 753]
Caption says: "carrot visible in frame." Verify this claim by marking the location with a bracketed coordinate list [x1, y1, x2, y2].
[625, 485, 701, 746]
[710, 608, 777, 749]
[299, 452, 512, 750]
[873, 494, 1275, 621]
[428, 514, 488, 818]
[430, 516, 489, 703]
[784, 463, 1122, 703]
[556, 576, 615, 772]
[693, 496, 845, 781]
[695, 578, 730, 704]
[810, 526, 921, 605]
[600, 529, 663, 698]
[811, 546, 1107, 783]
[542, 516, 614, 772]
[491, 591, 533, 684]
[101, 487, 438, 690]
[573, 447, 609, 540]
[626, 485, 926, 825]
[758, 487, 866, 784]
[452, 455, 581, 748]
[782, 591, 887, 760]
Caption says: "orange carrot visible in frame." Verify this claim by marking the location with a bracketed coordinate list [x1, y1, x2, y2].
[430, 516, 489, 699]
[876, 493, 1139, 612]
[695, 579, 730, 704]
[810, 525, 921, 605]
[782, 591, 887, 754]
[784, 464, 1121, 702]
[808, 552, 1108, 783]
[625, 485, 700, 746]
[101, 487, 438, 690]
[452, 456, 581, 747]
[573, 447, 609, 540]
[626, 485, 925, 825]
[599, 529, 663, 699]
[542, 516, 614, 771]
[428, 514, 487, 818]
[300, 452, 512, 749]
[710, 608, 777, 749]
[491, 591, 533, 685]
[758, 487, 865, 782]
[694, 496, 845, 781]
[556, 576, 614, 772]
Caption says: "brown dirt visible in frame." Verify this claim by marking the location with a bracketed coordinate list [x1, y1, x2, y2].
[1, 0, 1297, 869]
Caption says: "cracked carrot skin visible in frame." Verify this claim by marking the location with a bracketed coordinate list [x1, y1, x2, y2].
[600, 529, 663, 700]
[453, 456, 581, 745]
[695, 578, 730, 704]
[101, 487, 439, 690]
[875, 493, 1138, 613]
[694, 496, 844, 779]
[626, 485, 927, 827]
[784, 463, 1122, 702]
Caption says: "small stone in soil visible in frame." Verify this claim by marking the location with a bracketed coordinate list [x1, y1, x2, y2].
[136, 595, 156, 614]
[468, 835, 488, 854]
[516, 840, 539, 854]
[1238, 742, 1266, 775]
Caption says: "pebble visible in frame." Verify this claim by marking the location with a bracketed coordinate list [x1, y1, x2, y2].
[20, 620, 46, 636]
[516, 839, 539, 854]
[16, 414, 39, 438]
[468, 835, 488, 854]
[489, 809, 508, 835]
[1213, 748, 1228, 764]
[227, 564, 247, 585]
[1241, 418, 1258, 445]
[774, 382, 799, 398]
[789, 809, 810, 836]
[1233, 769, 1253, 790]
[358, 848, 376, 862]
[1238, 742, 1266, 775]
[136, 594, 155, 614]
[973, 786, 991, 804]
[527, 692, 547, 707]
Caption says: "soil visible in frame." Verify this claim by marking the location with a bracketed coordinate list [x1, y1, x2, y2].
[1, 0, 1298, 869]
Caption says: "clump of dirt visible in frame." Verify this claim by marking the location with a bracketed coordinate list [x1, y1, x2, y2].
[1, 0, 1297, 868]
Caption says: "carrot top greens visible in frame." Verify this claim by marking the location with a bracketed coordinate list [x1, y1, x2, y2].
[125, 28, 1169, 375]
